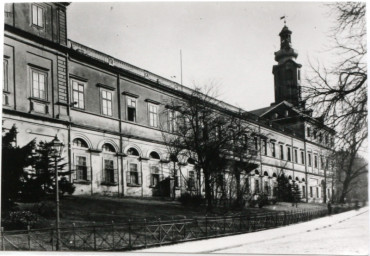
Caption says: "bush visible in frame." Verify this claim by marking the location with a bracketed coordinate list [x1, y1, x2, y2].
[59, 177, 76, 195]
[2, 211, 39, 230]
[178, 193, 204, 207]
[34, 201, 56, 218]
[256, 193, 269, 208]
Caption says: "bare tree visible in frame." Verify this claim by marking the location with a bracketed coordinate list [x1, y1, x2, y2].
[161, 86, 260, 211]
[304, 2, 367, 203]
[304, 2, 367, 145]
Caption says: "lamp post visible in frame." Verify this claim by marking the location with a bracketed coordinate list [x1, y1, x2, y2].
[50, 135, 64, 251]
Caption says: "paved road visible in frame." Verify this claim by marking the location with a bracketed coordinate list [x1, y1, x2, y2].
[214, 210, 369, 255]
[140, 207, 369, 255]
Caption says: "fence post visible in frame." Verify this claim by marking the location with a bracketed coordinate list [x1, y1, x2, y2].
[72, 223, 76, 250]
[111, 221, 115, 250]
[27, 225, 31, 250]
[205, 215, 208, 238]
[144, 219, 147, 248]
[283, 212, 287, 226]
[128, 219, 132, 249]
[172, 216, 175, 241]
[239, 215, 242, 232]
[93, 222, 97, 250]
[183, 217, 187, 240]
[1, 227, 4, 251]
[223, 214, 226, 234]
[158, 218, 162, 246]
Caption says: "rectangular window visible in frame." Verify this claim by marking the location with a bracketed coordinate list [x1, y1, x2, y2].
[127, 97, 136, 122]
[254, 137, 258, 150]
[302, 185, 306, 198]
[101, 90, 112, 116]
[31, 69, 47, 100]
[313, 130, 317, 139]
[254, 179, 259, 193]
[321, 156, 325, 169]
[264, 180, 269, 194]
[301, 151, 305, 164]
[103, 159, 115, 183]
[174, 168, 180, 188]
[32, 4, 44, 28]
[316, 187, 319, 198]
[3, 59, 8, 91]
[149, 103, 158, 127]
[325, 134, 329, 144]
[150, 165, 161, 187]
[294, 149, 298, 163]
[314, 155, 318, 168]
[262, 139, 267, 155]
[308, 153, 312, 167]
[280, 144, 284, 160]
[127, 163, 141, 185]
[310, 186, 313, 197]
[287, 147, 291, 161]
[271, 142, 276, 157]
[71, 80, 85, 109]
[76, 156, 88, 181]
[307, 127, 311, 137]
[319, 133, 323, 143]
[168, 110, 178, 132]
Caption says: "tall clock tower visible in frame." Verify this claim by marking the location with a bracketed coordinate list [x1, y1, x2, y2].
[272, 25, 302, 107]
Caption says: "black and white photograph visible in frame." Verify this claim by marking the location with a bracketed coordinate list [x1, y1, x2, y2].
[0, 1, 368, 255]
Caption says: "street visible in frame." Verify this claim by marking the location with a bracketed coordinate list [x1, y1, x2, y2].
[139, 207, 369, 255]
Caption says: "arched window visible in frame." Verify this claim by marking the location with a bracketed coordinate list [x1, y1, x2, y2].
[272, 173, 277, 178]
[102, 143, 115, 153]
[295, 177, 299, 181]
[288, 175, 292, 180]
[73, 138, 88, 148]
[302, 178, 306, 182]
[255, 170, 259, 175]
[149, 151, 160, 160]
[264, 171, 269, 176]
[127, 147, 139, 156]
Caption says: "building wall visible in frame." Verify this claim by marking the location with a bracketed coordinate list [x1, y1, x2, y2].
[2, 2, 333, 203]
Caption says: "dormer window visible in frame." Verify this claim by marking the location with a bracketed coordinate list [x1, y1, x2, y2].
[284, 110, 289, 117]
[32, 4, 44, 28]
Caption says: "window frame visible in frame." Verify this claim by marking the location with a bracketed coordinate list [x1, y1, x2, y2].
[126, 96, 137, 122]
[101, 89, 113, 116]
[31, 4, 45, 28]
[308, 153, 312, 167]
[294, 148, 298, 163]
[103, 159, 116, 184]
[148, 103, 159, 128]
[271, 142, 276, 157]
[3, 59, 8, 92]
[280, 144, 284, 160]
[71, 79, 85, 109]
[30, 68, 47, 101]
[75, 155, 89, 181]
[287, 146, 291, 161]
[127, 162, 141, 186]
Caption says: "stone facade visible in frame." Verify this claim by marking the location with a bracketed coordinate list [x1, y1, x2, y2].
[2, 3, 334, 203]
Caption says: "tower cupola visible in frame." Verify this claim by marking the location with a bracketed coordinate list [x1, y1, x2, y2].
[272, 24, 302, 107]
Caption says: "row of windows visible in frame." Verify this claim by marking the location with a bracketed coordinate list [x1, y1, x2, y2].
[306, 126, 333, 146]
[262, 140, 328, 169]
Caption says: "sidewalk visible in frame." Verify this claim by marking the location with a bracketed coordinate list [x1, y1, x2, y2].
[138, 207, 369, 254]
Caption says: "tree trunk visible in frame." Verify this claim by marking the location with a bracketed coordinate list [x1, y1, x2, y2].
[203, 171, 213, 212]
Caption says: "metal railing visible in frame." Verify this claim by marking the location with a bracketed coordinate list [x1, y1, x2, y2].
[0, 205, 358, 251]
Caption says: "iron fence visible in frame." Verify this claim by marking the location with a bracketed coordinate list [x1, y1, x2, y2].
[0, 205, 358, 251]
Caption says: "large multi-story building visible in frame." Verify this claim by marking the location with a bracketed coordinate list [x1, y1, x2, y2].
[3, 3, 335, 202]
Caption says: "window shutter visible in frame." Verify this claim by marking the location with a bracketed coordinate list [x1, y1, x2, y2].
[45, 105, 49, 114]
[86, 166, 91, 181]
[138, 170, 142, 185]
[126, 170, 131, 185]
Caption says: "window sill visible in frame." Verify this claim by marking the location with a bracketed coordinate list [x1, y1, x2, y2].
[101, 182, 118, 186]
[28, 97, 50, 104]
[3, 90, 10, 94]
[127, 184, 141, 187]
[74, 180, 91, 185]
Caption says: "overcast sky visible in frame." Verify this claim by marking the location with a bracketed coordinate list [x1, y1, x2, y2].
[67, 2, 337, 111]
